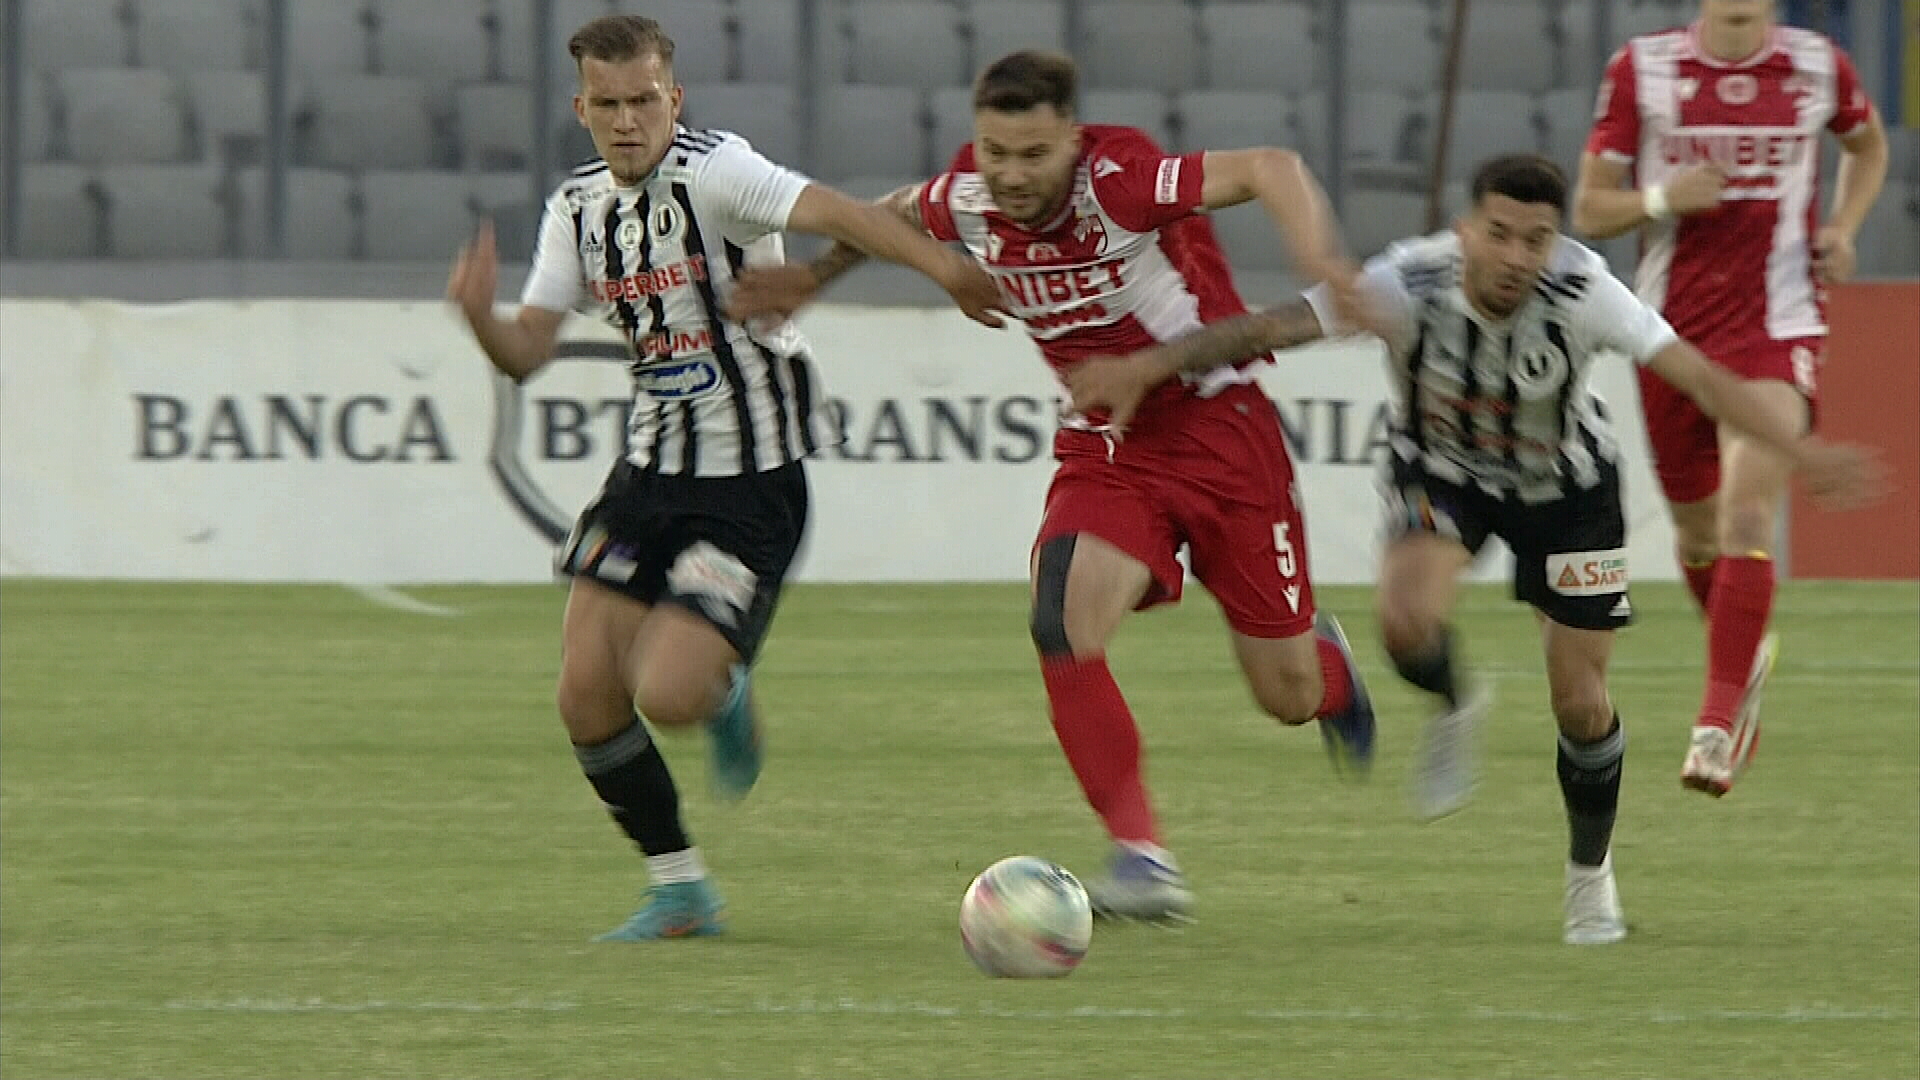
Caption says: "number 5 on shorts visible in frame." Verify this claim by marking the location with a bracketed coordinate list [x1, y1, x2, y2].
[1274, 523, 1298, 580]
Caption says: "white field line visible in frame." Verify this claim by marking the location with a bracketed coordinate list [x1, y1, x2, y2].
[2, 998, 1911, 1024]
[341, 583, 463, 616]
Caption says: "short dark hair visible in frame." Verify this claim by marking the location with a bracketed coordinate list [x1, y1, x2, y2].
[973, 49, 1078, 115]
[1471, 154, 1568, 212]
[568, 14, 675, 71]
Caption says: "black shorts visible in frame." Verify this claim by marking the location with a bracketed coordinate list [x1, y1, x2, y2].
[1383, 455, 1633, 631]
[557, 460, 810, 662]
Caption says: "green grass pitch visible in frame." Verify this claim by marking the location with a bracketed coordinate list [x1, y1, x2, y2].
[3, 580, 1914, 1078]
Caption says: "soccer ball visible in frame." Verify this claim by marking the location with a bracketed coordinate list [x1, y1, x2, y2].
[958, 856, 1093, 978]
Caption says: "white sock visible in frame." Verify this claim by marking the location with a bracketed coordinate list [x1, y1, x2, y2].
[1119, 841, 1179, 871]
[646, 848, 707, 885]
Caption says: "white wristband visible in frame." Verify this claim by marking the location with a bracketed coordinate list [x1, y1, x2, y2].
[1643, 184, 1673, 222]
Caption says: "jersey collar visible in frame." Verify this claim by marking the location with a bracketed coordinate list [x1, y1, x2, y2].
[1687, 21, 1782, 69]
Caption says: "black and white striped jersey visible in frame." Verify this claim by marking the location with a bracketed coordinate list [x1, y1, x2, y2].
[521, 126, 829, 478]
[1312, 232, 1679, 503]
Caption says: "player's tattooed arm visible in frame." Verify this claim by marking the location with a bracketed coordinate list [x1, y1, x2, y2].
[1063, 298, 1325, 430]
[807, 183, 926, 287]
[1148, 297, 1327, 377]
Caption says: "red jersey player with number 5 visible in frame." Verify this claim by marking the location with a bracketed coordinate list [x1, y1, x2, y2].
[729, 50, 1376, 924]
[1573, 0, 1889, 797]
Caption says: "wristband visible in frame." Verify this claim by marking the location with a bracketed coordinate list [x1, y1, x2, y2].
[1643, 184, 1673, 222]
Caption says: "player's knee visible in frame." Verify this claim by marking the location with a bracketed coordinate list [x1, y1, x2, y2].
[1252, 668, 1321, 726]
[1376, 597, 1441, 661]
[555, 663, 630, 743]
[1029, 535, 1081, 658]
[632, 673, 715, 731]
[1718, 501, 1776, 556]
[1550, 691, 1613, 741]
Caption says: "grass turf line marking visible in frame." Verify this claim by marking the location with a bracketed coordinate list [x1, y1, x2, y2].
[6, 999, 1910, 1024]
[341, 584, 463, 617]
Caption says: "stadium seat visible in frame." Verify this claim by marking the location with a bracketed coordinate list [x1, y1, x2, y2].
[830, 1, 967, 88]
[1344, 90, 1435, 188]
[1176, 90, 1309, 165]
[1197, 0, 1319, 94]
[24, 0, 134, 71]
[929, 87, 977, 168]
[817, 84, 928, 180]
[489, 0, 541, 81]
[456, 81, 535, 170]
[137, 0, 262, 72]
[1348, 0, 1442, 94]
[1081, 90, 1176, 152]
[290, 2, 376, 75]
[1614, 0, 1691, 42]
[17, 164, 104, 257]
[1343, 188, 1433, 259]
[679, 82, 804, 167]
[1445, 90, 1545, 181]
[735, 0, 800, 83]
[1208, 199, 1294, 274]
[1458, 0, 1563, 93]
[97, 164, 229, 257]
[629, 0, 734, 80]
[836, 173, 926, 202]
[56, 68, 191, 166]
[967, 1, 1068, 72]
[1539, 86, 1599, 176]
[183, 69, 268, 165]
[377, 0, 492, 85]
[6, 72, 56, 163]
[297, 74, 440, 170]
[1080, 2, 1201, 93]
[470, 170, 544, 262]
[237, 166, 358, 258]
[359, 169, 475, 260]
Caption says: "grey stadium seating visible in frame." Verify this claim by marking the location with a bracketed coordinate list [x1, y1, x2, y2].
[56, 68, 191, 166]
[97, 163, 230, 257]
[24, 0, 134, 71]
[817, 84, 929, 178]
[1079, 2, 1202, 93]
[237, 166, 358, 259]
[828, 1, 969, 89]
[679, 82, 805, 168]
[294, 74, 441, 170]
[1198, 0, 1319, 94]
[969, 1, 1068, 72]
[137, 0, 264, 72]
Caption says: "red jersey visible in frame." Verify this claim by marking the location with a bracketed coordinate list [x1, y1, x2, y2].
[918, 125, 1259, 440]
[1586, 24, 1876, 353]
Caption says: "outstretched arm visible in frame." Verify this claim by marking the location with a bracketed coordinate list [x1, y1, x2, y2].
[1646, 340, 1885, 508]
[1060, 298, 1326, 431]
[725, 183, 952, 322]
[803, 183, 927, 288]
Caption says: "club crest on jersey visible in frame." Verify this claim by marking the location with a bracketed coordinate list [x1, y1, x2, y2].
[1716, 74, 1759, 106]
[1513, 341, 1570, 399]
[1072, 215, 1109, 256]
[651, 200, 683, 241]
[1027, 242, 1061, 262]
[616, 218, 644, 251]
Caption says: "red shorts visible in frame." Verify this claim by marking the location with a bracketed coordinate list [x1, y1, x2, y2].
[1034, 382, 1316, 639]
[1637, 335, 1822, 504]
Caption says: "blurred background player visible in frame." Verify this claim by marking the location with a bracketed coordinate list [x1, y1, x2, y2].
[448, 14, 1001, 941]
[1067, 153, 1883, 942]
[1573, 0, 1889, 796]
[730, 50, 1378, 925]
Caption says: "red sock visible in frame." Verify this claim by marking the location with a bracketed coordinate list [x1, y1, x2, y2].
[1316, 637, 1354, 718]
[1040, 654, 1159, 846]
[1699, 555, 1774, 731]
[1682, 558, 1719, 616]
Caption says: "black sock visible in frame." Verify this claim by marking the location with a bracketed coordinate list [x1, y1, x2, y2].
[1390, 625, 1460, 707]
[1557, 715, 1625, 868]
[574, 716, 690, 856]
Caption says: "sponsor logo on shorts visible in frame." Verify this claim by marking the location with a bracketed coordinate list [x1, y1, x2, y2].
[668, 542, 757, 627]
[1547, 548, 1629, 596]
[634, 359, 720, 400]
